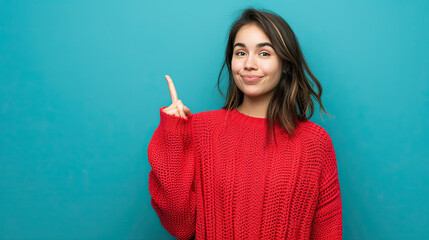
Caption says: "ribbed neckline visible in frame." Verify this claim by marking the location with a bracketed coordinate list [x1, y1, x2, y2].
[232, 109, 267, 120]
[222, 108, 304, 133]
[223, 108, 268, 129]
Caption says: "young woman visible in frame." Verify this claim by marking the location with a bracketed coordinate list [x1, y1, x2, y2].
[148, 8, 342, 240]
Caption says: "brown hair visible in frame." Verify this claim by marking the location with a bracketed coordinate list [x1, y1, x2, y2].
[217, 8, 329, 143]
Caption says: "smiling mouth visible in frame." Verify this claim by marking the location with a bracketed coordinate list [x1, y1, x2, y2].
[242, 75, 263, 83]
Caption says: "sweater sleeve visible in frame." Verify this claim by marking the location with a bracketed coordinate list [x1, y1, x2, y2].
[310, 131, 343, 239]
[147, 107, 196, 240]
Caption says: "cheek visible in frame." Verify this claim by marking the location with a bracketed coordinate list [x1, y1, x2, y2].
[231, 58, 242, 74]
[260, 61, 280, 74]
[262, 62, 282, 81]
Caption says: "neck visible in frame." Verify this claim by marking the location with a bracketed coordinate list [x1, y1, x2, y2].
[237, 93, 273, 118]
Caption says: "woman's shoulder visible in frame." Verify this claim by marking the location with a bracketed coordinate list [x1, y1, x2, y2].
[295, 120, 332, 143]
[291, 121, 335, 158]
[185, 109, 229, 135]
[192, 108, 227, 119]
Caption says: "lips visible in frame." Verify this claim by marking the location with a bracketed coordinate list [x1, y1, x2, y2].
[242, 75, 263, 83]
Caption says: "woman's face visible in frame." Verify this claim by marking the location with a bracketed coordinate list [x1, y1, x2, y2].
[231, 23, 282, 100]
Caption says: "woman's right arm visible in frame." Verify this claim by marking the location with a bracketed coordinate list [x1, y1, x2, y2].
[147, 75, 195, 240]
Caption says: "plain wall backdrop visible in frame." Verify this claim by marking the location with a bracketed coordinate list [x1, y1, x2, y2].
[1, 0, 428, 239]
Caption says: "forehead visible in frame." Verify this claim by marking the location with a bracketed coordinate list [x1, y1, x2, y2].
[234, 23, 271, 45]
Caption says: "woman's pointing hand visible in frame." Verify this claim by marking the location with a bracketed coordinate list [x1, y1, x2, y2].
[162, 75, 192, 119]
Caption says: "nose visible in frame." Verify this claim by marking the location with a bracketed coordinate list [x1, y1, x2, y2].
[244, 54, 257, 70]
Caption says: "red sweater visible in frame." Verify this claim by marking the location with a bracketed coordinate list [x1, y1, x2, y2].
[148, 107, 342, 239]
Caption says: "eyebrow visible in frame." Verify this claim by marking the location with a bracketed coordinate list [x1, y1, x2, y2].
[233, 42, 274, 49]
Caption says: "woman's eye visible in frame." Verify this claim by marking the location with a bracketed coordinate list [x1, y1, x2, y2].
[235, 51, 246, 56]
[260, 52, 270, 56]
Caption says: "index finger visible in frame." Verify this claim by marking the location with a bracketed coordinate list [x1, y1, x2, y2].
[165, 75, 178, 103]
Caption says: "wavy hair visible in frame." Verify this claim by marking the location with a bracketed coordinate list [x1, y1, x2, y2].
[217, 8, 329, 142]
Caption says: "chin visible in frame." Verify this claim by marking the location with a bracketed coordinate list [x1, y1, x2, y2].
[241, 90, 265, 98]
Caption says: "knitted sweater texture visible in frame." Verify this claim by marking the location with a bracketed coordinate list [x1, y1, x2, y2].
[148, 107, 342, 239]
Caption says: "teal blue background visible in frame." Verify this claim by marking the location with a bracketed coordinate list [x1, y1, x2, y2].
[1, 0, 428, 239]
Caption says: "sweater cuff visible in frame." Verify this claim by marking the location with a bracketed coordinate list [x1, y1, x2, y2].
[159, 107, 192, 134]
